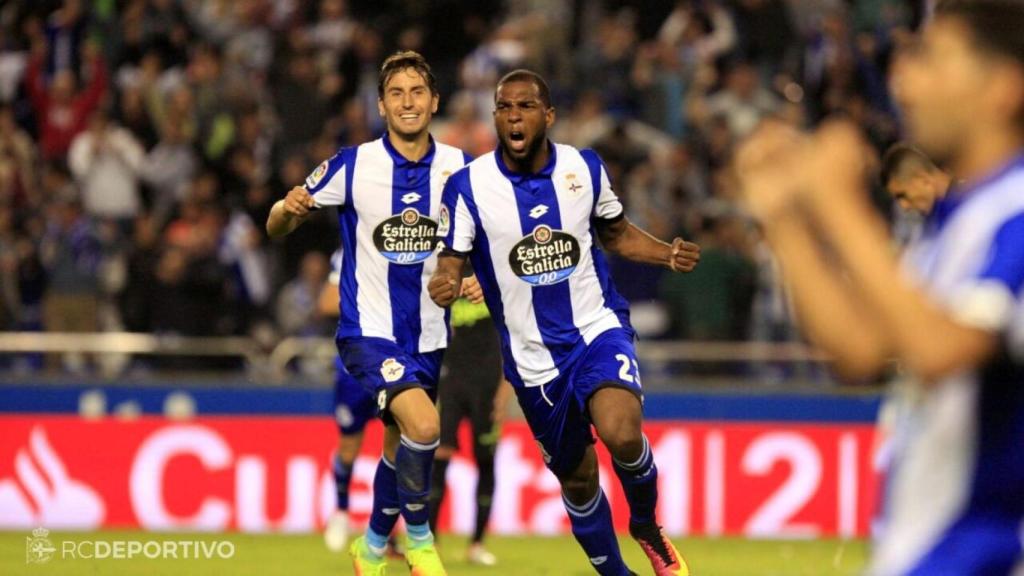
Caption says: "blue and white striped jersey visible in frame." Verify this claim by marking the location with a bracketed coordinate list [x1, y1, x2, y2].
[305, 135, 470, 354]
[871, 155, 1024, 575]
[440, 142, 632, 387]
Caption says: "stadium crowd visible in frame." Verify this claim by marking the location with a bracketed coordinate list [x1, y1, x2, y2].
[0, 0, 919, 367]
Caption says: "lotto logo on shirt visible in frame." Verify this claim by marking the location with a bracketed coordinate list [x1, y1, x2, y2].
[509, 225, 581, 286]
[373, 208, 440, 264]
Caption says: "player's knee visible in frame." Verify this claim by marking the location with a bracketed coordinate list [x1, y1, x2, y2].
[596, 414, 643, 462]
[402, 416, 440, 445]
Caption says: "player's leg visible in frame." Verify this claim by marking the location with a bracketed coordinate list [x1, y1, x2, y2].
[465, 378, 500, 565]
[326, 365, 374, 552]
[427, 385, 461, 539]
[582, 330, 688, 576]
[516, 379, 633, 576]
[387, 386, 447, 575]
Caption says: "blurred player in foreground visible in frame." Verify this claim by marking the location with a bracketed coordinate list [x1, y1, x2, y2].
[735, 1, 1024, 573]
[427, 285, 512, 566]
[430, 70, 700, 576]
[268, 51, 472, 576]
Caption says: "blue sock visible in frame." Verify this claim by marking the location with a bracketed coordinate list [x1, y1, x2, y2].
[333, 454, 355, 511]
[366, 456, 400, 556]
[563, 489, 631, 576]
[396, 435, 438, 537]
[613, 434, 659, 526]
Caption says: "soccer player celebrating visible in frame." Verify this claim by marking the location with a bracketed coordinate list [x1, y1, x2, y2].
[429, 70, 699, 576]
[268, 51, 471, 576]
[735, 1, 1024, 573]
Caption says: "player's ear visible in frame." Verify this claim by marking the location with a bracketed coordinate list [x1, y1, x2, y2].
[545, 107, 556, 129]
[431, 92, 439, 115]
[377, 98, 386, 118]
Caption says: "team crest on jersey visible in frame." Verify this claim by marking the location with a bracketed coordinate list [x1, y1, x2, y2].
[305, 160, 329, 188]
[509, 224, 581, 286]
[380, 358, 405, 383]
[564, 173, 584, 197]
[372, 208, 440, 265]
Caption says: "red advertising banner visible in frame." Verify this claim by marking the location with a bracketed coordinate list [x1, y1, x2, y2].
[0, 416, 879, 537]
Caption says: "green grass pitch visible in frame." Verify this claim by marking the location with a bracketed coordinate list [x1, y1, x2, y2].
[1, 530, 868, 575]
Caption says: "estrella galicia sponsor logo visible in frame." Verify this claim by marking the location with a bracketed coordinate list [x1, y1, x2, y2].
[509, 225, 581, 286]
[372, 208, 440, 264]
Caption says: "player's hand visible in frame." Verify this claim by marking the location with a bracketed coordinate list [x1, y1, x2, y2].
[806, 120, 876, 207]
[668, 238, 700, 272]
[428, 272, 461, 307]
[461, 275, 484, 304]
[734, 120, 809, 221]
[283, 186, 316, 218]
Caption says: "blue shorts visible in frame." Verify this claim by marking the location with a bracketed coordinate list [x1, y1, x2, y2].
[336, 336, 444, 424]
[515, 328, 644, 478]
[333, 358, 376, 436]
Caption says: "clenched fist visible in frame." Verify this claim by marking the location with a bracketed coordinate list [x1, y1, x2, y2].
[429, 272, 461, 307]
[283, 186, 317, 218]
[668, 238, 700, 272]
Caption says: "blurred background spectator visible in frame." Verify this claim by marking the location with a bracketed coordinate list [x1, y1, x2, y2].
[0, 0, 918, 377]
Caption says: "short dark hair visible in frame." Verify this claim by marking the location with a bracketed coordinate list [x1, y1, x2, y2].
[936, 0, 1024, 69]
[496, 69, 552, 108]
[378, 50, 437, 97]
[881, 142, 940, 185]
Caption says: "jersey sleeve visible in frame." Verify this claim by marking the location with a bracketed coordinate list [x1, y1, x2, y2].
[948, 212, 1024, 332]
[439, 169, 475, 255]
[304, 150, 348, 208]
[580, 148, 624, 221]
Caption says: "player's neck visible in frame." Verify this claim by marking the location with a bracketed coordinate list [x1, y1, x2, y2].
[386, 129, 432, 163]
[502, 140, 551, 174]
[952, 129, 1024, 186]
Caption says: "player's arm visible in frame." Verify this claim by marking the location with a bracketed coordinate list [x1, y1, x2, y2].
[596, 216, 700, 272]
[802, 123, 1000, 383]
[736, 121, 894, 379]
[431, 170, 476, 307]
[266, 186, 316, 237]
[761, 213, 892, 379]
[268, 155, 348, 238]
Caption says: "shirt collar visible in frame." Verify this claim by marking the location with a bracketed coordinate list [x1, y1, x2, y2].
[381, 132, 436, 167]
[926, 151, 1024, 231]
[494, 140, 557, 180]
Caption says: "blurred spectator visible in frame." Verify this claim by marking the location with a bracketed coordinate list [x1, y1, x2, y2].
[38, 180, 101, 370]
[141, 115, 198, 227]
[697, 61, 779, 139]
[434, 91, 495, 158]
[68, 110, 145, 228]
[276, 251, 330, 337]
[659, 211, 756, 340]
[0, 104, 35, 208]
[25, 41, 107, 160]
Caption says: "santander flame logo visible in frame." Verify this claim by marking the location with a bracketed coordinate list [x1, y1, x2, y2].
[0, 427, 105, 529]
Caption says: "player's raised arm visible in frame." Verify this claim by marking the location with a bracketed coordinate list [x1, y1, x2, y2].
[266, 186, 316, 237]
[596, 216, 701, 272]
[268, 152, 350, 238]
